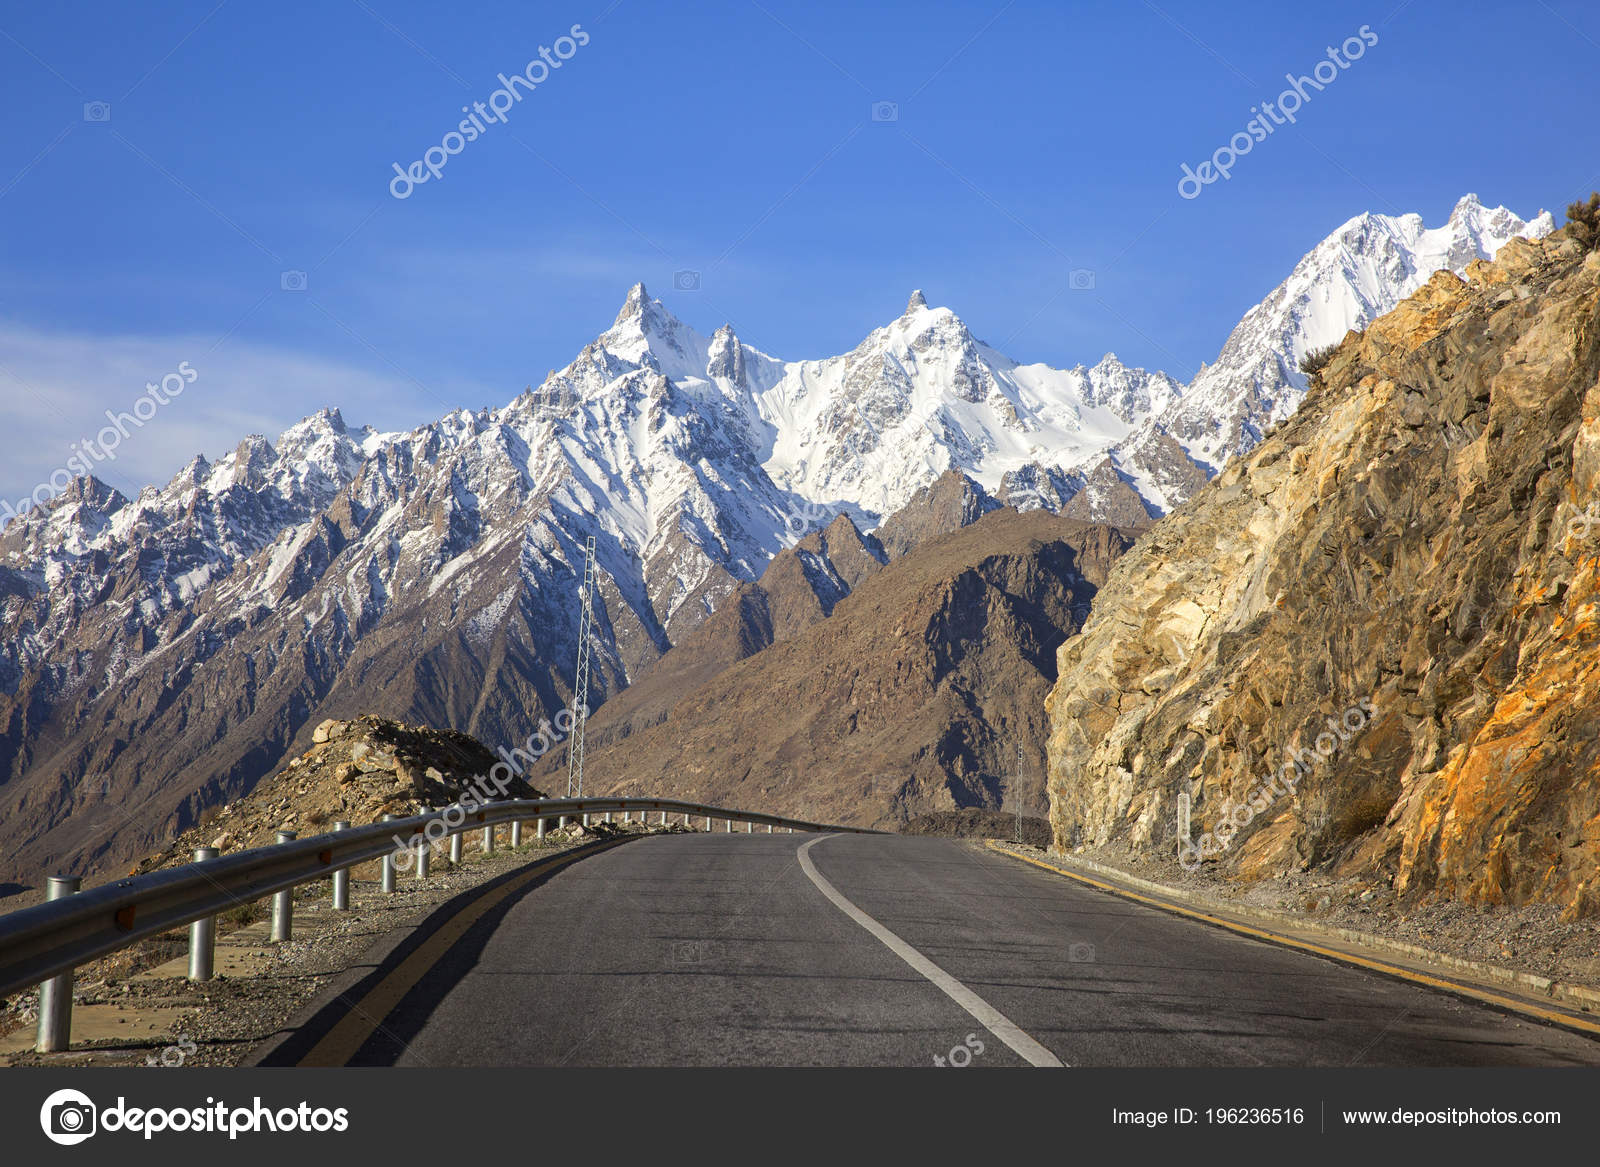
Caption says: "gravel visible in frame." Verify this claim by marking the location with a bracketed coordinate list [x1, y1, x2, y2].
[1016, 839, 1600, 991]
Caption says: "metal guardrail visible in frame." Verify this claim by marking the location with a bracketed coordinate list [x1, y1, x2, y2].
[0, 796, 878, 1049]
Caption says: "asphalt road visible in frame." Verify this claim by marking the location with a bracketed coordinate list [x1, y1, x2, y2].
[285, 833, 1600, 1067]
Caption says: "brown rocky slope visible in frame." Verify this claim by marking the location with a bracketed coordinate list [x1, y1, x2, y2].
[561, 508, 1136, 827]
[131, 715, 545, 875]
[1045, 219, 1600, 917]
[575, 511, 888, 754]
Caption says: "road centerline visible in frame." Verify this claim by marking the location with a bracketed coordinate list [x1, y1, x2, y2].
[796, 834, 1067, 1068]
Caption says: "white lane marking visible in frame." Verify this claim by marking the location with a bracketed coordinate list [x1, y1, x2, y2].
[797, 835, 1067, 1068]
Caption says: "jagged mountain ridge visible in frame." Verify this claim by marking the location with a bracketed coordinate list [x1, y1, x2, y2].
[1152, 193, 1554, 470]
[0, 194, 1550, 885]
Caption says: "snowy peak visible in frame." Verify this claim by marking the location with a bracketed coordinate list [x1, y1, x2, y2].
[1448, 191, 1554, 238]
[603, 281, 687, 349]
[280, 405, 348, 436]
[612, 281, 653, 327]
[749, 290, 1197, 522]
[1153, 193, 1552, 468]
[577, 281, 785, 405]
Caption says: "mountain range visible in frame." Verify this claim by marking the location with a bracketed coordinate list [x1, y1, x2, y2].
[0, 194, 1551, 886]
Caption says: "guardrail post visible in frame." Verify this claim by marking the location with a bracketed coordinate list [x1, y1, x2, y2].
[582, 813, 591, 827]
[747, 821, 754, 833]
[536, 816, 546, 840]
[725, 819, 733, 832]
[605, 811, 612, 824]
[380, 816, 397, 893]
[271, 831, 297, 940]
[331, 822, 352, 908]
[416, 812, 431, 880]
[558, 815, 569, 829]
[35, 875, 80, 1052]
[483, 809, 495, 854]
[766, 823, 773, 833]
[188, 848, 219, 980]
[511, 819, 523, 847]
[450, 822, 463, 864]
[658, 810, 667, 825]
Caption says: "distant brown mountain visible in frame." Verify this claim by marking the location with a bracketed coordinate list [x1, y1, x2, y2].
[549, 506, 1136, 827]
[574, 511, 889, 757]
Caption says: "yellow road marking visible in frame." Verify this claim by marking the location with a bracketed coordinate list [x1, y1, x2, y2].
[986, 841, 1600, 1040]
[298, 838, 631, 1066]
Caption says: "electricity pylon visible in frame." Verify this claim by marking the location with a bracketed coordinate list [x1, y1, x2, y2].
[567, 536, 596, 798]
[1014, 744, 1024, 845]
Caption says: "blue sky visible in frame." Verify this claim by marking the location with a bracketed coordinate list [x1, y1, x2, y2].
[2, 0, 1597, 510]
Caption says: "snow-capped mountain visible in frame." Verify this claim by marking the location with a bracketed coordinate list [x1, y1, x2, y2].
[754, 290, 1189, 522]
[1152, 193, 1554, 469]
[0, 193, 1549, 884]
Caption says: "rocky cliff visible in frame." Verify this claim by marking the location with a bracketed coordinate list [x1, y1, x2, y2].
[1046, 221, 1600, 918]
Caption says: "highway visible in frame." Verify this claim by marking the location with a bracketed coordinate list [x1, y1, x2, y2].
[260, 833, 1600, 1068]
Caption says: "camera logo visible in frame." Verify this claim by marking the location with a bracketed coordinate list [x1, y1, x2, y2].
[672, 269, 701, 291]
[1069, 268, 1096, 291]
[83, 101, 111, 122]
[280, 270, 308, 292]
[672, 939, 725, 964]
[41, 1088, 97, 1146]
[1568, 500, 1598, 542]
[871, 100, 899, 122]
[783, 499, 833, 538]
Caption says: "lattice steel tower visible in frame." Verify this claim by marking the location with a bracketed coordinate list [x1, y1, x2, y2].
[1014, 744, 1024, 845]
[567, 535, 597, 798]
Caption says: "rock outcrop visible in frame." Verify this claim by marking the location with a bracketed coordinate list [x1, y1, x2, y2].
[1046, 222, 1600, 917]
[132, 716, 544, 874]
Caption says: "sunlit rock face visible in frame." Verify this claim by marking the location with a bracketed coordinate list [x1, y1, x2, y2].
[1046, 226, 1600, 919]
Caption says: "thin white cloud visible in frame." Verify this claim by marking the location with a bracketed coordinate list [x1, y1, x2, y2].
[0, 321, 487, 515]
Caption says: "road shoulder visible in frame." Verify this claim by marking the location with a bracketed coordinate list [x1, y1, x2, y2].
[987, 841, 1600, 1040]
